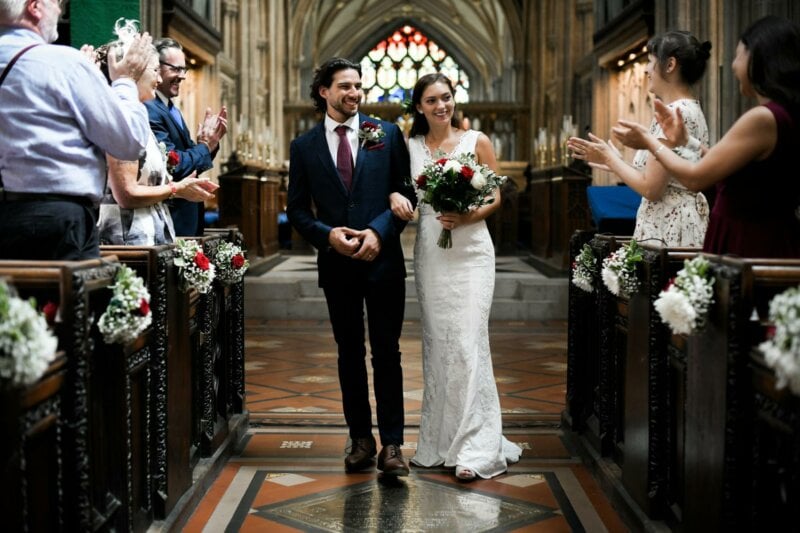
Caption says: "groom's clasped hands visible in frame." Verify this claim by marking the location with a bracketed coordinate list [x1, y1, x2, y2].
[328, 226, 381, 261]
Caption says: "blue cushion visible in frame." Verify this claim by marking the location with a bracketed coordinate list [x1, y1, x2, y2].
[586, 185, 641, 227]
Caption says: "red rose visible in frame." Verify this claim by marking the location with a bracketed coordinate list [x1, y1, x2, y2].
[231, 254, 245, 269]
[436, 157, 448, 166]
[167, 150, 180, 167]
[136, 298, 150, 317]
[194, 250, 210, 271]
[766, 325, 776, 339]
[460, 166, 474, 180]
[361, 120, 377, 130]
[416, 174, 428, 188]
[664, 277, 676, 291]
[42, 301, 58, 325]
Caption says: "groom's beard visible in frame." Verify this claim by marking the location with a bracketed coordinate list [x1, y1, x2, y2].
[331, 98, 360, 118]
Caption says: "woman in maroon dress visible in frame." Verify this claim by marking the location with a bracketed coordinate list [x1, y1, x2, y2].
[605, 16, 800, 258]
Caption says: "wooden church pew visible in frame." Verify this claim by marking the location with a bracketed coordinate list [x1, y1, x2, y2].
[682, 257, 800, 531]
[0, 258, 153, 531]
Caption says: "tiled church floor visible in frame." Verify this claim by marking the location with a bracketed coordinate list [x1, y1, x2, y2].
[183, 319, 628, 532]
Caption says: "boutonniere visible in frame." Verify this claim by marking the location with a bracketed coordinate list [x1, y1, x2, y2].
[358, 120, 386, 150]
[159, 141, 180, 174]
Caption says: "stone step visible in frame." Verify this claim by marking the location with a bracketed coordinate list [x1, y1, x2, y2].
[244, 266, 568, 321]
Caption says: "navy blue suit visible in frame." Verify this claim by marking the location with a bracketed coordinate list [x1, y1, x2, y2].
[287, 113, 416, 445]
[144, 96, 216, 236]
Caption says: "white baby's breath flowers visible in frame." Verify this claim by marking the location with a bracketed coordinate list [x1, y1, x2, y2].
[0, 282, 58, 387]
[601, 240, 642, 297]
[654, 256, 714, 336]
[759, 285, 800, 395]
[571, 243, 597, 293]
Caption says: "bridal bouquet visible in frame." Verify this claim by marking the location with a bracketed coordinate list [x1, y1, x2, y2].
[214, 241, 250, 285]
[97, 265, 152, 345]
[601, 240, 642, 297]
[174, 238, 216, 293]
[415, 152, 506, 248]
[571, 243, 597, 293]
[0, 281, 58, 387]
[654, 256, 714, 335]
[759, 285, 800, 395]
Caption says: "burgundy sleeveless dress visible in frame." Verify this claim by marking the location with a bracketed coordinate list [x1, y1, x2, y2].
[703, 101, 800, 257]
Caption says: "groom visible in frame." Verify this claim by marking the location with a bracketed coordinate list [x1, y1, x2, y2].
[287, 58, 416, 476]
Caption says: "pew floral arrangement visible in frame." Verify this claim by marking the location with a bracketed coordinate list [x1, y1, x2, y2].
[415, 152, 506, 248]
[654, 256, 714, 335]
[571, 243, 597, 293]
[214, 241, 250, 285]
[759, 285, 800, 395]
[97, 265, 152, 345]
[0, 281, 58, 387]
[601, 240, 642, 297]
[174, 238, 216, 293]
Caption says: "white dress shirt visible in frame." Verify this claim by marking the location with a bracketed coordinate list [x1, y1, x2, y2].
[323, 113, 359, 169]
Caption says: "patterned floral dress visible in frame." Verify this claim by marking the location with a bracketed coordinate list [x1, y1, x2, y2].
[97, 132, 176, 246]
[632, 98, 709, 247]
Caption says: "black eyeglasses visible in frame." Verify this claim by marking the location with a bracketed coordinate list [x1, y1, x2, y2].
[160, 61, 188, 74]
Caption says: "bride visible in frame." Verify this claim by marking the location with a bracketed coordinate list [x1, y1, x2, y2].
[391, 73, 521, 481]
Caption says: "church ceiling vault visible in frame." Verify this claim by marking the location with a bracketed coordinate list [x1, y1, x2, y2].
[289, 0, 523, 100]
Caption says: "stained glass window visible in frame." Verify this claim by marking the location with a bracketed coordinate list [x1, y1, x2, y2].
[360, 25, 469, 104]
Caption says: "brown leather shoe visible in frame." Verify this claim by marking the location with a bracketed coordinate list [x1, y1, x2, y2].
[344, 436, 377, 472]
[377, 444, 409, 477]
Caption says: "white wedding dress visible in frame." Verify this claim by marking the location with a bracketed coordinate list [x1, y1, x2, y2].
[408, 130, 522, 478]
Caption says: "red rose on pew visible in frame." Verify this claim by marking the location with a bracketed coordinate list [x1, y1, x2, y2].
[136, 298, 150, 317]
[766, 325, 776, 339]
[42, 301, 58, 325]
[232, 254, 245, 269]
[194, 251, 210, 271]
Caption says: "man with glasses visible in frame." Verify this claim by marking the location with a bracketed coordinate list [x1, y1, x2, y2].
[0, 0, 152, 259]
[145, 37, 228, 236]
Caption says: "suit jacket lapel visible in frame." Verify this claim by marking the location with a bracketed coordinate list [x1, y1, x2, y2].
[351, 113, 367, 190]
[311, 124, 349, 196]
[155, 97, 192, 147]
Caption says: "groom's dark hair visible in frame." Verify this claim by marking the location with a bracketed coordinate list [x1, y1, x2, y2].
[310, 58, 362, 113]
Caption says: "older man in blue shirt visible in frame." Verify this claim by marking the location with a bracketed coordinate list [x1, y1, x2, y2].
[0, 0, 152, 260]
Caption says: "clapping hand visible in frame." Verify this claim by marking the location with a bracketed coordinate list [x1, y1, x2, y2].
[197, 106, 228, 151]
[567, 133, 622, 170]
[653, 99, 688, 147]
[175, 172, 219, 202]
[79, 44, 100, 69]
[108, 32, 152, 82]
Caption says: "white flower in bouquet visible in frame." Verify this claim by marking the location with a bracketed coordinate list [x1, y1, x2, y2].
[443, 159, 463, 174]
[759, 285, 800, 395]
[97, 265, 152, 345]
[174, 238, 216, 293]
[0, 281, 58, 387]
[469, 168, 488, 190]
[214, 241, 250, 285]
[571, 243, 596, 293]
[601, 240, 642, 297]
[654, 256, 714, 335]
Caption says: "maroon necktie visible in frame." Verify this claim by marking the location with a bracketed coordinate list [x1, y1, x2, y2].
[335, 125, 353, 191]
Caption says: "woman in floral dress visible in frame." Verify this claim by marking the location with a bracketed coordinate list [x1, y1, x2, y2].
[569, 31, 711, 247]
[94, 20, 217, 245]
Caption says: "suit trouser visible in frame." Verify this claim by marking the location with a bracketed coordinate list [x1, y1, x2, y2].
[0, 196, 99, 260]
[323, 277, 406, 446]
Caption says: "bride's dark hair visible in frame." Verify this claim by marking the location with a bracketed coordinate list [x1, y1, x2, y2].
[408, 73, 461, 138]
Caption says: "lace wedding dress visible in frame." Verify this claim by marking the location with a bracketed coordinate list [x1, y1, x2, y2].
[408, 130, 521, 478]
